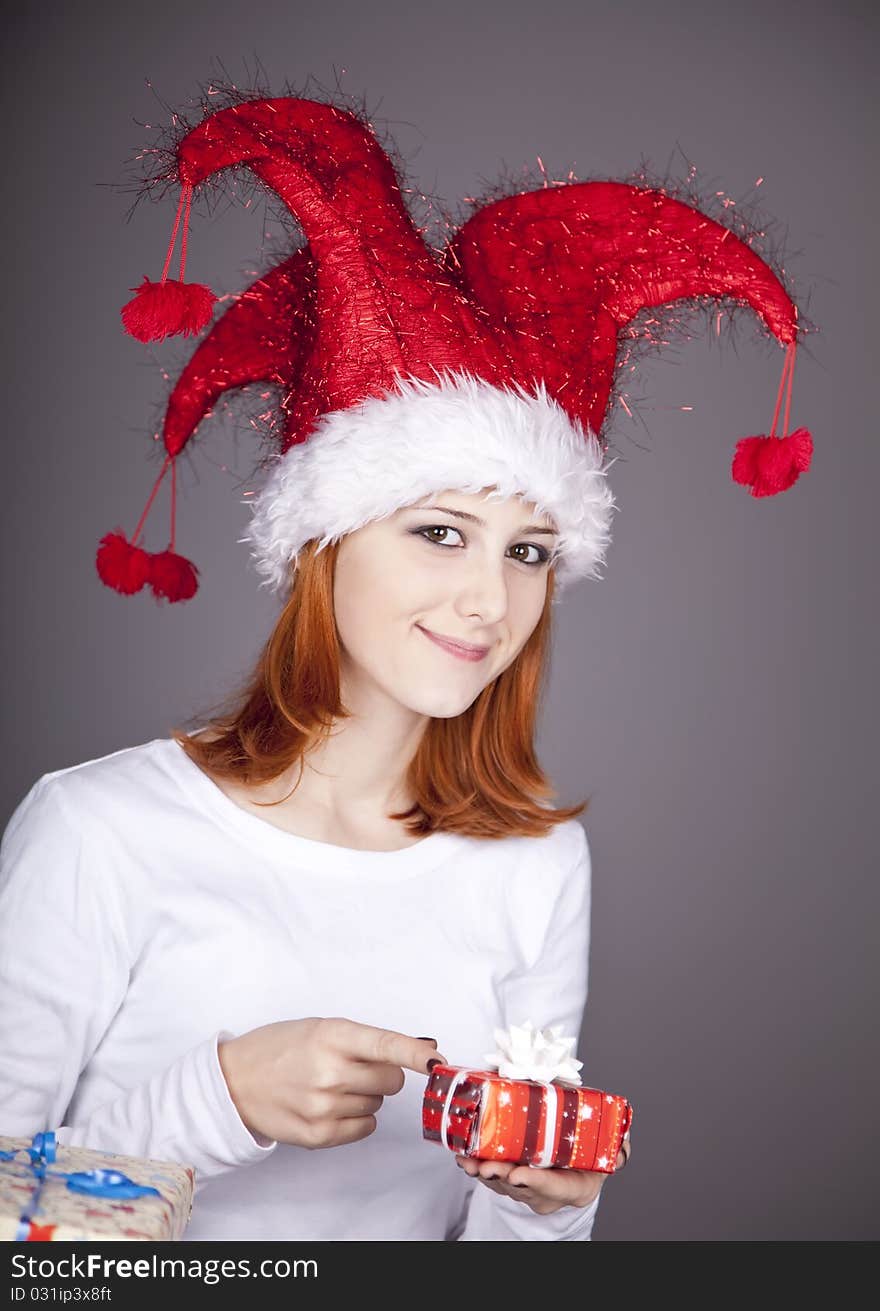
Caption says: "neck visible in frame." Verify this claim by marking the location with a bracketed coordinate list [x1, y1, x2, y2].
[302, 712, 427, 820]
[278, 667, 429, 822]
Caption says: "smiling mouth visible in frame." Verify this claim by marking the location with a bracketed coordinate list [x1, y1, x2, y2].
[417, 626, 491, 661]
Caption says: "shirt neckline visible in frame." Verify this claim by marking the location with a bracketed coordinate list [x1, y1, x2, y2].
[154, 736, 470, 877]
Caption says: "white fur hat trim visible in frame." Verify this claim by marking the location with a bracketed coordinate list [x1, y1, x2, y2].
[240, 369, 617, 597]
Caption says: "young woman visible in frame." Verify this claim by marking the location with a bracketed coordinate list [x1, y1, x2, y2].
[0, 88, 809, 1242]
[0, 478, 627, 1241]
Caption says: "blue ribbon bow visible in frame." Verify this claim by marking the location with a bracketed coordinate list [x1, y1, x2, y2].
[1, 1132, 161, 1240]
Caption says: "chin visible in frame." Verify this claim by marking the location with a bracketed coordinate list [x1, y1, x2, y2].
[397, 684, 486, 719]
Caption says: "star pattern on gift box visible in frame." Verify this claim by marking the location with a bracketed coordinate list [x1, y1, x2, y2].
[421, 1030, 633, 1176]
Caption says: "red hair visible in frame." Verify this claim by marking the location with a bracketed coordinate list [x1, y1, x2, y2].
[172, 539, 589, 839]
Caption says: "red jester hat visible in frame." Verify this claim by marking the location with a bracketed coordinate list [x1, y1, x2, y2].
[98, 95, 813, 604]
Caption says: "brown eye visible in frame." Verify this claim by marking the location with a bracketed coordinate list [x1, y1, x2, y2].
[510, 543, 550, 566]
[413, 525, 465, 547]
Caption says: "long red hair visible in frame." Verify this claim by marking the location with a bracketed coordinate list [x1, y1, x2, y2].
[172, 539, 589, 839]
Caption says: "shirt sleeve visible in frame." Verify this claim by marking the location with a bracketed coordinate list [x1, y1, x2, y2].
[0, 777, 277, 1188]
[456, 820, 603, 1240]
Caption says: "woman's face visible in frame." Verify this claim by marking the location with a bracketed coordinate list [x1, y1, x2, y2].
[332, 488, 558, 719]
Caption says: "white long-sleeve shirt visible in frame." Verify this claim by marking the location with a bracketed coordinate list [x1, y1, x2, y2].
[0, 736, 602, 1240]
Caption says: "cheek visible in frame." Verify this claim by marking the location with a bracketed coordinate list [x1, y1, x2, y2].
[335, 584, 386, 660]
[333, 547, 420, 661]
[510, 578, 547, 641]
[334, 554, 373, 652]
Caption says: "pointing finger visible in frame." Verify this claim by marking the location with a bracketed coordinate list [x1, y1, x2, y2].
[326, 1017, 447, 1074]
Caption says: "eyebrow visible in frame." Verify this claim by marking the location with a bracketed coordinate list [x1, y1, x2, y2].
[410, 504, 559, 536]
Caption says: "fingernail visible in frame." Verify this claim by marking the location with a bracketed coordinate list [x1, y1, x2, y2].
[416, 1036, 438, 1044]
[426, 1057, 446, 1072]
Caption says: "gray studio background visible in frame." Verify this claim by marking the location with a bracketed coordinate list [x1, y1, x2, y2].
[3, 0, 876, 1241]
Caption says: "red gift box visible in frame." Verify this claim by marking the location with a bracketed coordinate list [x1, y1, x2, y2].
[422, 1065, 633, 1173]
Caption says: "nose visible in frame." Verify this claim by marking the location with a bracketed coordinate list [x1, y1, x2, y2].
[453, 551, 510, 626]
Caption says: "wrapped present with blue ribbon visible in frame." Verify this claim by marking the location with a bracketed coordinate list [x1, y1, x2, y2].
[0, 1132, 194, 1241]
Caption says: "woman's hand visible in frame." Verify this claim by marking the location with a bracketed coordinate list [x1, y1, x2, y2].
[218, 1017, 443, 1150]
[454, 1134, 631, 1215]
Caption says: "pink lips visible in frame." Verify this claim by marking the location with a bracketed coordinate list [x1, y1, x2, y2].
[417, 625, 490, 662]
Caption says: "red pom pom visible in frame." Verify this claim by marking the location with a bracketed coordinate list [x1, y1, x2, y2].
[96, 531, 151, 595]
[148, 549, 200, 603]
[732, 427, 813, 498]
[121, 277, 217, 343]
[176, 282, 217, 336]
